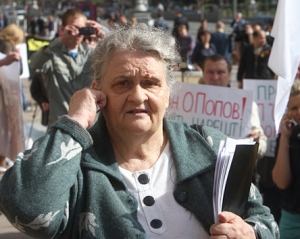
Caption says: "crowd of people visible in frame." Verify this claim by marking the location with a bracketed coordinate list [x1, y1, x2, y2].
[0, 6, 298, 239]
[27, 14, 56, 39]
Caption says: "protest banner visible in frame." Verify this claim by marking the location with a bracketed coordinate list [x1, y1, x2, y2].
[243, 79, 277, 157]
[15, 43, 30, 79]
[167, 82, 253, 138]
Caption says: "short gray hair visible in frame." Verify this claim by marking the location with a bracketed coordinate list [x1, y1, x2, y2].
[91, 23, 180, 90]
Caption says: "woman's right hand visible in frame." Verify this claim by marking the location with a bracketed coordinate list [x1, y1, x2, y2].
[280, 113, 294, 138]
[0, 51, 20, 66]
[68, 88, 107, 129]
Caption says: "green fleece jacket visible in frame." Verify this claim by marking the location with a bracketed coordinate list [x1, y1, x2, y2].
[0, 115, 279, 238]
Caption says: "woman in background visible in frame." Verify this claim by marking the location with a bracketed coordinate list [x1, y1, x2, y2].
[192, 29, 216, 72]
[272, 81, 300, 239]
[0, 24, 25, 172]
[176, 24, 195, 65]
[47, 15, 56, 39]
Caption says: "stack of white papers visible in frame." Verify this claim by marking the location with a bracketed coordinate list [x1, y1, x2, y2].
[213, 137, 257, 223]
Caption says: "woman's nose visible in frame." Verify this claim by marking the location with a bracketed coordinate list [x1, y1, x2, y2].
[128, 84, 148, 103]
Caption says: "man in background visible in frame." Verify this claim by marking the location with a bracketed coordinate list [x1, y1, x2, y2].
[237, 29, 274, 88]
[210, 21, 232, 63]
[154, 12, 168, 33]
[29, 9, 105, 127]
[196, 19, 208, 42]
[200, 54, 267, 159]
[266, 18, 274, 47]
[231, 12, 246, 63]
[37, 14, 45, 36]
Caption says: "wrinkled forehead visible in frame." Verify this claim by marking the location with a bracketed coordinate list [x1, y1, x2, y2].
[108, 49, 163, 65]
[110, 50, 164, 70]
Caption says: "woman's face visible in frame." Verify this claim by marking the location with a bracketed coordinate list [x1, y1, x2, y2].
[201, 32, 211, 43]
[97, 51, 170, 136]
[178, 26, 187, 37]
[288, 94, 300, 124]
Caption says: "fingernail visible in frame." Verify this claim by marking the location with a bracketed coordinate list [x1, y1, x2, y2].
[96, 104, 101, 113]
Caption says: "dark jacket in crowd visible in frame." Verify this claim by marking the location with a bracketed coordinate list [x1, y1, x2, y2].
[210, 31, 233, 63]
[237, 44, 274, 82]
[154, 17, 169, 32]
[30, 72, 49, 126]
[191, 42, 217, 69]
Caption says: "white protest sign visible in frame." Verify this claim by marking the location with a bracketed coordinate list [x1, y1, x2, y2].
[243, 79, 277, 157]
[167, 82, 253, 138]
[15, 43, 30, 79]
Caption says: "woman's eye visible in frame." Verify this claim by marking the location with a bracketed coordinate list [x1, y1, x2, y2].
[143, 80, 158, 87]
[113, 80, 131, 93]
[118, 81, 129, 86]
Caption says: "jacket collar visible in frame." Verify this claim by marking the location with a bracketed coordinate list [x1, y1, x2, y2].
[164, 119, 216, 183]
[82, 115, 216, 185]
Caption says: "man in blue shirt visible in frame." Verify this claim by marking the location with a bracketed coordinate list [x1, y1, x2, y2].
[154, 12, 168, 33]
[210, 21, 232, 63]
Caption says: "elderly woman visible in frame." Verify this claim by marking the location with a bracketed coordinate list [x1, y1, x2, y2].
[0, 24, 279, 238]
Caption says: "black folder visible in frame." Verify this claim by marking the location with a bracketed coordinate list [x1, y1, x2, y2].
[221, 142, 259, 218]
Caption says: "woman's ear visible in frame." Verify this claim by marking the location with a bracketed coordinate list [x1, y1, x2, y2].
[92, 80, 100, 90]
